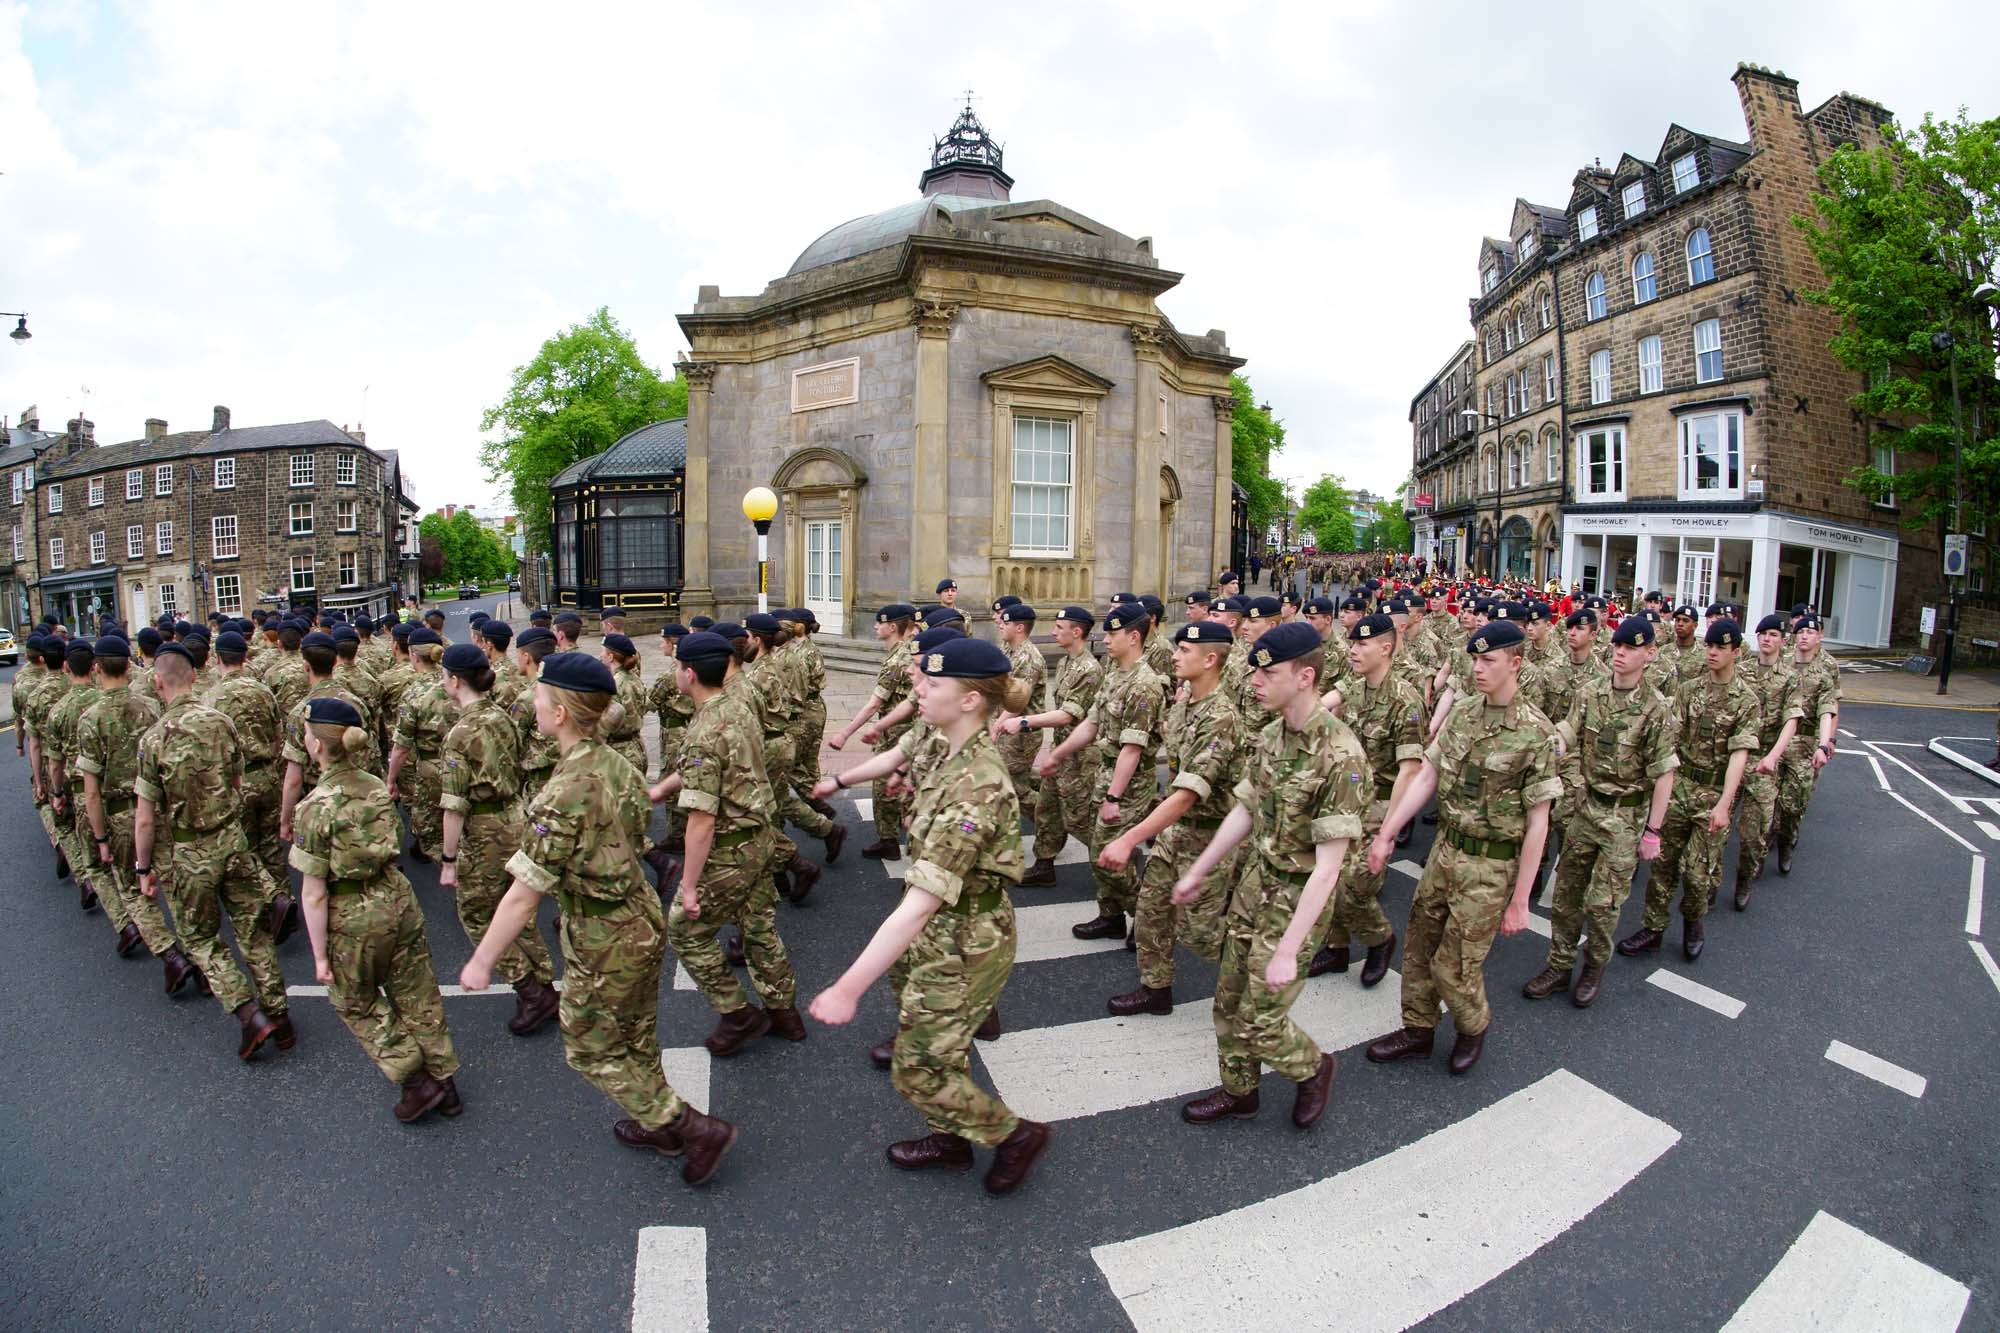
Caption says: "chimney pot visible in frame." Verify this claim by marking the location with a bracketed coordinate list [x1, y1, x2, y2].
[144, 418, 168, 440]
[18, 404, 37, 432]
[212, 405, 231, 432]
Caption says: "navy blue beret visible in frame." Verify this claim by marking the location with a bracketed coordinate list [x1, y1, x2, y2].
[1056, 605, 1095, 628]
[687, 616, 713, 631]
[660, 623, 689, 638]
[553, 611, 582, 628]
[935, 578, 957, 593]
[675, 631, 733, 664]
[1174, 621, 1232, 646]
[1565, 610, 1598, 629]
[155, 641, 193, 663]
[876, 603, 916, 623]
[998, 603, 1037, 624]
[1104, 602, 1150, 633]
[1245, 596, 1282, 622]
[1303, 597, 1335, 616]
[1339, 596, 1369, 613]
[602, 632, 636, 655]
[480, 620, 514, 647]
[305, 696, 365, 728]
[537, 650, 615, 694]
[1610, 617, 1656, 647]
[353, 613, 374, 631]
[216, 631, 248, 654]
[914, 624, 965, 654]
[442, 643, 488, 675]
[1705, 619, 1743, 647]
[300, 632, 336, 651]
[742, 614, 779, 635]
[991, 595, 1022, 613]
[1467, 621, 1528, 653]
[515, 627, 556, 649]
[390, 621, 415, 641]
[331, 626, 360, 643]
[1109, 591, 1139, 605]
[93, 635, 130, 659]
[711, 621, 747, 641]
[1755, 614, 1787, 634]
[407, 626, 443, 647]
[1184, 590, 1211, 607]
[1247, 621, 1322, 668]
[468, 611, 490, 627]
[1217, 569, 1240, 584]
[1139, 594, 1165, 615]
[1349, 613, 1396, 642]
[916, 636, 1012, 678]
[923, 606, 965, 627]
[1795, 614, 1823, 631]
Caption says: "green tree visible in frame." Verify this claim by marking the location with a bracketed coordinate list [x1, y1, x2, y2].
[1297, 473, 1357, 551]
[1228, 373, 1287, 539]
[1374, 481, 1414, 554]
[1796, 112, 2000, 539]
[479, 307, 688, 551]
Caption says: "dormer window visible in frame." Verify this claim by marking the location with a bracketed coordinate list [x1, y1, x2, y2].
[1481, 264, 1499, 294]
[1622, 180, 1647, 219]
[1577, 206, 1599, 241]
[1672, 153, 1700, 194]
[1517, 232, 1536, 264]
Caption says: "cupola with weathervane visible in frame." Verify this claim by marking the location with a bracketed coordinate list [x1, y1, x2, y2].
[918, 99, 1014, 201]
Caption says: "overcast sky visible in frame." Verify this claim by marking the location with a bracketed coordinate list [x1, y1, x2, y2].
[5, 0, 1997, 514]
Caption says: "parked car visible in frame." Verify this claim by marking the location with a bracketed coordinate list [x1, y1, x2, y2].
[458, 583, 480, 600]
[0, 626, 15, 665]
[507, 575, 520, 592]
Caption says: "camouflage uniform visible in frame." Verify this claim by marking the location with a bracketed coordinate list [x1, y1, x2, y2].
[604, 667, 650, 776]
[1213, 708, 1370, 1096]
[895, 729, 1024, 1146]
[649, 663, 697, 845]
[1661, 637, 1708, 689]
[392, 672, 456, 858]
[1773, 652, 1840, 853]
[15, 667, 60, 845]
[375, 660, 416, 778]
[744, 649, 833, 843]
[440, 692, 555, 987]
[1135, 685, 1245, 987]
[284, 679, 379, 798]
[335, 661, 387, 750]
[790, 635, 828, 792]
[291, 758, 459, 1084]
[74, 680, 181, 955]
[265, 653, 310, 720]
[1404, 693, 1562, 1037]
[997, 639, 1047, 809]
[868, 639, 917, 843]
[47, 679, 113, 922]
[1646, 672, 1760, 929]
[1327, 669, 1427, 952]
[207, 670, 289, 890]
[1031, 647, 1102, 861]
[135, 695, 288, 1019]
[1142, 632, 1175, 697]
[1084, 657, 1165, 919]
[358, 636, 396, 677]
[511, 671, 561, 809]
[1548, 678, 1677, 970]
[666, 688, 793, 1013]
[1736, 654, 1803, 883]
[505, 737, 685, 1130]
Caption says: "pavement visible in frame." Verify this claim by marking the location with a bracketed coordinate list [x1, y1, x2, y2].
[0, 597, 1993, 1329]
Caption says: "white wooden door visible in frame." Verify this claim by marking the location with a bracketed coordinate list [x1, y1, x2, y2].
[804, 519, 844, 628]
[128, 582, 147, 628]
[1677, 543, 1717, 610]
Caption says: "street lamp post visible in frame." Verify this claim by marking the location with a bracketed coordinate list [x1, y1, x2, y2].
[1462, 409, 1503, 579]
[1932, 329, 1967, 694]
[742, 486, 778, 614]
[1, 312, 29, 343]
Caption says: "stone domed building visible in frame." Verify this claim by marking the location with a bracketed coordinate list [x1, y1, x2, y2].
[673, 103, 1244, 632]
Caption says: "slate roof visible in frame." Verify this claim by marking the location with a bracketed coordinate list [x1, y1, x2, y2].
[551, 418, 688, 488]
[40, 419, 366, 480]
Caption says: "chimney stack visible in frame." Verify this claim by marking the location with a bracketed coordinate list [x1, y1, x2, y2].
[145, 418, 168, 440]
[18, 404, 37, 432]
[351, 422, 366, 446]
[212, 404, 231, 432]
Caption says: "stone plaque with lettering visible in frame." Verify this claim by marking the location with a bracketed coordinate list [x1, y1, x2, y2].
[791, 358, 860, 413]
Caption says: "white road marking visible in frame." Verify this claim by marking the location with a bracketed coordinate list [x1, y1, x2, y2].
[1926, 736, 2000, 788]
[1012, 902, 1129, 964]
[1390, 859, 1424, 879]
[673, 962, 696, 991]
[1091, 1069, 1679, 1333]
[980, 971, 1402, 1122]
[883, 835, 1088, 881]
[1861, 753, 1890, 791]
[1969, 856, 1985, 937]
[853, 797, 873, 822]
[1822, 1040, 1926, 1099]
[1837, 727, 1856, 738]
[630, 1225, 707, 1333]
[1523, 912, 1551, 938]
[1886, 790, 1981, 856]
[1721, 1211, 1968, 1332]
[1864, 739, 1920, 746]
[1865, 741, 1974, 814]
[661, 1046, 710, 1112]
[1971, 940, 2000, 997]
[1644, 968, 1745, 1019]
[1978, 820, 2000, 843]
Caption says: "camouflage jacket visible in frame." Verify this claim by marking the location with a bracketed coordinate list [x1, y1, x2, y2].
[1541, 652, 1610, 738]
[376, 661, 417, 733]
[1426, 693, 1563, 842]
[358, 638, 395, 677]
[869, 638, 916, 741]
[897, 716, 951, 788]
[1557, 676, 1678, 800]
[792, 638, 827, 717]
[284, 679, 379, 781]
[265, 655, 310, 720]
[1161, 685, 1245, 824]
[392, 673, 456, 757]
[904, 729, 1024, 906]
[206, 671, 284, 769]
[440, 692, 523, 811]
[136, 694, 245, 833]
[1788, 652, 1841, 736]
[1046, 646, 1102, 739]
[1232, 706, 1370, 879]
[677, 687, 776, 838]
[505, 737, 652, 905]
[1005, 639, 1047, 714]
[10, 666, 50, 736]
[650, 664, 696, 735]
[605, 668, 648, 749]
[73, 682, 162, 800]
[1342, 669, 1428, 800]
[1142, 632, 1174, 691]
[45, 679, 99, 791]
[1739, 654, 1805, 752]
[1084, 658, 1164, 777]
[511, 675, 560, 774]
[289, 759, 404, 884]
[1670, 672, 1761, 785]
[335, 660, 387, 731]
[1661, 638, 1708, 688]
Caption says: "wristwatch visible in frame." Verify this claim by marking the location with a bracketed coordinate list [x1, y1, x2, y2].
[133, 863, 150, 876]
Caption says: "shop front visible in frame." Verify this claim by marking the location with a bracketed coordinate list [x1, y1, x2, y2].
[36, 565, 120, 630]
[1560, 508, 1897, 648]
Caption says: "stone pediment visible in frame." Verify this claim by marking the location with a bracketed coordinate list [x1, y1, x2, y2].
[772, 444, 868, 490]
[979, 354, 1115, 396]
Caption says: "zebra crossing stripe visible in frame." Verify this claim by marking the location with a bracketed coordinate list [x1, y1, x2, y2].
[1090, 1068, 1679, 1332]
[1720, 1211, 1968, 1332]
[978, 972, 1401, 1122]
[630, 1225, 707, 1332]
[1012, 902, 1128, 964]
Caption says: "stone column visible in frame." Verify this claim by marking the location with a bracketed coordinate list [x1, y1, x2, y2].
[1129, 325, 1168, 594]
[679, 359, 718, 619]
[1211, 391, 1237, 584]
[911, 300, 958, 599]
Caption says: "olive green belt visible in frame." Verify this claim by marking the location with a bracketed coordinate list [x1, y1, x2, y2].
[1585, 786, 1649, 808]
[242, 757, 270, 771]
[328, 876, 378, 896]
[712, 826, 759, 849]
[1440, 822, 1520, 861]
[468, 798, 514, 816]
[415, 747, 441, 761]
[101, 794, 136, 815]
[1259, 858, 1313, 888]
[173, 823, 224, 841]
[1374, 776, 1398, 800]
[1184, 813, 1226, 832]
[1680, 761, 1723, 789]
[948, 884, 1008, 916]
[561, 892, 625, 918]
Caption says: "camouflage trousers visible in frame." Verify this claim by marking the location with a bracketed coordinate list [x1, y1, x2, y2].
[559, 891, 684, 1130]
[104, 806, 182, 957]
[1549, 792, 1646, 970]
[1089, 764, 1145, 917]
[658, 724, 688, 846]
[871, 726, 910, 844]
[793, 701, 826, 794]
[766, 732, 832, 841]
[56, 788, 121, 931]
[1214, 859, 1334, 1096]
[1734, 766, 1780, 882]
[456, 809, 555, 986]
[327, 877, 459, 1084]
[404, 757, 444, 858]
[1402, 838, 1514, 1037]
[1135, 817, 1235, 989]
[891, 895, 1019, 1147]
[1647, 779, 1724, 928]
[1031, 746, 1094, 862]
[666, 832, 796, 1012]
[240, 763, 289, 896]
[1326, 800, 1394, 950]
[997, 726, 1041, 814]
[1771, 749, 1821, 851]
[166, 822, 288, 1018]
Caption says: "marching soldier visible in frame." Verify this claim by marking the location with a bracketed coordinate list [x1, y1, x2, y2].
[649, 622, 696, 854]
[992, 601, 1046, 809]
[388, 626, 455, 863]
[512, 627, 563, 807]
[1661, 606, 1707, 685]
[1732, 614, 1804, 907]
[1772, 613, 1840, 875]
[279, 633, 379, 849]
[780, 609, 832, 802]
[600, 633, 651, 777]
[1015, 606, 1103, 887]
[44, 639, 111, 919]
[826, 603, 919, 860]
[209, 630, 292, 903]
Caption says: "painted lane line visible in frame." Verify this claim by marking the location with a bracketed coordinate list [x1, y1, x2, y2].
[1978, 820, 2000, 843]
[1837, 727, 1856, 738]
[1012, 902, 1128, 964]
[1861, 753, 1890, 791]
[1721, 1210, 1968, 1332]
[1091, 1068, 1679, 1333]
[852, 797, 873, 822]
[673, 962, 695, 992]
[1644, 968, 1745, 1019]
[1970, 856, 1986, 937]
[1390, 859, 1424, 879]
[630, 1225, 708, 1333]
[1926, 736, 2000, 789]
[980, 971, 1402, 1123]
[1885, 789, 1981, 856]
[660, 1046, 711, 1113]
[1971, 940, 2000, 997]
[1822, 1040, 1926, 1099]
[1865, 741, 1974, 814]
[1523, 912, 1551, 938]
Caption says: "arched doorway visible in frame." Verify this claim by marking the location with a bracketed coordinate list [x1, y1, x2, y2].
[772, 445, 868, 636]
[1157, 465, 1182, 595]
[1498, 516, 1533, 581]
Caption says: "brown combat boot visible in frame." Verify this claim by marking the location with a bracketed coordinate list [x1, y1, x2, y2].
[1448, 1029, 1485, 1075]
[1292, 1053, 1337, 1129]
[642, 844, 679, 890]
[807, 795, 838, 821]
[1572, 964, 1605, 1008]
[1308, 944, 1349, 977]
[1181, 1087, 1260, 1123]
[1019, 856, 1057, 887]
[509, 978, 559, 1036]
[859, 837, 902, 861]
[56, 846, 71, 880]
[785, 851, 821, 904]
[615, 1118, 685, 1156]
[437, 1077, 464, 1117]
[703, 1005, 772, 1057]
[1365, 1026, 1436, 1063]
[1682, 917, 1705, 962]
[270, 1013, 297, 1052]
[1521, 966, 1571, 1000]
[1360, 932, 1398, 988]
[1778, 841, 1794, 875]
[235, 1001, 280, 1061]
[1734, 869, 1755, 911]
[1107, 985, 1173, 1016]
[267, 891, 300, 945]
[78, 880, 99, 913]
[161, 946, 198, 996]
[674, 1106, 740, 1186]
[765, 1005, 807, 1041]
[887, 1132, 973, 1172]
[1616, 926, 1663, 956]
[115, 922, 144, 958]
[983, 1119, 1052, 1195]
[821, 822, 846, 864]
[975, 1008, 1002, 1041]
[1071, 911, 1124, 941]
[724, 932, 747, 966]
[393, 1071, 448, 1123]
[870, 1034, 896, 1069]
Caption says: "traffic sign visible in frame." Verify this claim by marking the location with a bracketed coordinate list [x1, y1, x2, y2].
[1944, 533, 1968, 579]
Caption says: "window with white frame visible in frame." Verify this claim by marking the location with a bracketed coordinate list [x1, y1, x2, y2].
[1485, 331, 1497, 363]
[1009, 416, 1074, 557]
[336, 453, 357, 486]
[1506, 375, 1518, 416]
[213, 573, 242, 614]
[1503, 321, 1514, 352]
[1543, 353, 1557, 403]
[127, 525, 144, 559]
[1585, 271, 1607, 320]
[157, 582, 177, 616]
[1687, 228, 1714, 284]
[1516, 307, 1530, 344]
[1517, 232, 1536, 264]
[1578, 427, 1626, 499]
[1485, 450, 1497, 492]
[126, 468, 143, 500]
[1507, 444, 1520, 489]
[88, 477, 103, 507]
[337, 498, 357, 532]
[49, 483, 63, 514]
[1521, 439, 1535, 484]
[213, 457, 236, 489]
[1545, 430, 1560, 483]
[156, 521, 173, 554]
[211, 514, 238, 559]
[1590, 349, 1612, 404]
[289, 454, 314, 487]
[1539, 288, 1552, 329]
[1577, 205, 1599, 241]
[1639, 336, 1663, 394]
[1672, 153, 1700, 194]
[290, 501, 314, 535]
[1679, 410, 1743, 498]
[11, 471, 22, 506]
[291, 554, 315, 592]
[10, 525, 19, 560]
[1622, 180, 1647, 219]
[89, 529, 105, 564]
[48, 537, 63, 569]
[155, 463, 173, 496]
[339, 551, 358, 587]
[1481, 264, 1499, 294]
[1632, 251, 1657, 303]
[1520, 370, 1535, 411]
[1870, 441, 1896, 509]
[1694, 319, 1724, 383]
